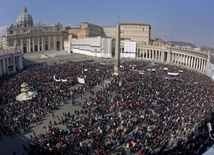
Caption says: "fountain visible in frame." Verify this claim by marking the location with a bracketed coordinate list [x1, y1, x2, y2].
[16, 82, 37, 101]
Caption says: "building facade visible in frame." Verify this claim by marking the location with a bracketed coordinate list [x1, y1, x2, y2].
[103, 22, 151, 46]
[68, 22, 104, 39]
[1, 6, 67, 53]
[71, 36, 112, 58]
[0, 47, 23, 76]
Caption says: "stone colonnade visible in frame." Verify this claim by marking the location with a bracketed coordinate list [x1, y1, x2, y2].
[137, 46, 207, 73]
[0, 52, 23, 76]
[20, 35, 63, 53]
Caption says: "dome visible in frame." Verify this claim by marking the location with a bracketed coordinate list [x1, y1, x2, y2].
[16, 6, 33, 27]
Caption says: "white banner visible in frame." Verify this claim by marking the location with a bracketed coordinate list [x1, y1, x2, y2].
[77, 77, 85, 84]
[139, 70, 144, 75]
[119, 80, 122, 87]
[53, 75, 61, 82]
[168, 72, 179, 76]
[147, 68, 156, 72]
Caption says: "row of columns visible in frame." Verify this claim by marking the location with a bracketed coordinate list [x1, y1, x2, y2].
[138, 49, 163, 61]
[19, 36, 63, 53]
[169, 52, 207, 73]
[0, 56, 23, 76]
[137, 48, 207, 73]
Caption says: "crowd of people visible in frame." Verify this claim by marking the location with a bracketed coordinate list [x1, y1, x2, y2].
[0, 59, 214, 155]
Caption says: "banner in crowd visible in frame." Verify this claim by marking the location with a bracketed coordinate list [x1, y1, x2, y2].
[119, 80, 122, 87]
[147, 68, 156, 72]
[61, 79, 67, 82]
[100, 62, 106, 66]
[77, 77, 85, 84]
[139, 70, 144, 75]
[53, 75, 61, 81]
[168, 72, 179, 76]
[53, 75, 67, 82]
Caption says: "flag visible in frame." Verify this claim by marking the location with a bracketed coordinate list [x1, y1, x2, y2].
[119, 80, 122, 87]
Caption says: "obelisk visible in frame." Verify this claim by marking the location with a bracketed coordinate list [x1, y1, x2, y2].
[114, 22, 121, 75]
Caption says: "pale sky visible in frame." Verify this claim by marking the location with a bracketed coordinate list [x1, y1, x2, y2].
[0, 0, 213, 47]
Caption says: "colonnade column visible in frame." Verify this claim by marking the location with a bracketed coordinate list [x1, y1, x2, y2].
[178, 54, 180, 64]
[38, 37, 40, 52]
[19, 56, 23, 69]
[161, 51, 165, 61]
[53, 36, 56, 50]
[145, 49, 149, 59]
[171, 53, 174, 63]
[204, 60, 207, 72]
[198, 59, 202, 72]
[41, 37, 44, 51]
[155, 50, 157, 60]
[0, 60, 2, 76]
[195, 58, 198, 70]
[48, 36, 51, 50]
[174, 53, 177, 64]
[177, 54, 180, 64]
[159, 50, 161, 61]
[28, 38, 31, 53]
[185, 56, 188, 66]
[167, 52, 171, 63]
[3, 59, 6, 74]
[153, 50, 155, 59]
[182, 55, 185, 65]
[21, 39, 23, 52]
[190, 57, 193, 68]
[201, 60, 206, 73]
[32, 37, 35, 52]
[13, 57, 16, 72]
[188, 56, 191, 67]
[60, 36, 63, 50]
[193, 58, 196, 69]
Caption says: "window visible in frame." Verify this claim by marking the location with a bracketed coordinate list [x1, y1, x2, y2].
[10, 31, 13, 34]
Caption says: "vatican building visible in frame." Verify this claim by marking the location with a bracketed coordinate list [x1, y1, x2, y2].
[2, 6, 67, 53]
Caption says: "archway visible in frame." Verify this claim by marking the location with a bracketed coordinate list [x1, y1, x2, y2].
[56, 41, 60, 51]
[35, 45, 38, 52]
[23, 46, 27, 53]
[45, 44, 48, 51]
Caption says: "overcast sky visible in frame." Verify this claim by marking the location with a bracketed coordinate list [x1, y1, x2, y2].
[0, 0, 213, 47]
